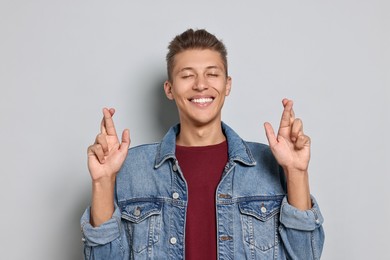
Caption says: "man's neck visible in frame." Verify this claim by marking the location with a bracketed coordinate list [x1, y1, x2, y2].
[176, 121, 225, 147]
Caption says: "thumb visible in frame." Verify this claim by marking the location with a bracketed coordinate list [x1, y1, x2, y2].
[264, 122, 277, 147]
[119, 129, 131, 153]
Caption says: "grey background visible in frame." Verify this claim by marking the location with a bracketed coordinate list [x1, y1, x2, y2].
[1, 1, 389, 259]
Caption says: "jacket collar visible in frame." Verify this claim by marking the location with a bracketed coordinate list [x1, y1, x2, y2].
[154, 122, 256, 168]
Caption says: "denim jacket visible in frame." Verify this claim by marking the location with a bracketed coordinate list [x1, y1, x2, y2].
[81, 123, 324, 259]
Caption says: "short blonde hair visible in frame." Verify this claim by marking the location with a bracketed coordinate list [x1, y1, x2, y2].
[166, 29, 228, 81]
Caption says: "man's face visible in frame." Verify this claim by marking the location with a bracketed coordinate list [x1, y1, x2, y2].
[164, 49, 232, 127]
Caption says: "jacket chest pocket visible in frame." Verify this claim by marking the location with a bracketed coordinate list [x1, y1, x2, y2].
[239, 198, 282, 251]
[121, 201, 162, 254]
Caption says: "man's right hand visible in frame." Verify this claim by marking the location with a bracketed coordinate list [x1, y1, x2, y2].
[87, 108, 130, 182]
[87, 108, 130, 227]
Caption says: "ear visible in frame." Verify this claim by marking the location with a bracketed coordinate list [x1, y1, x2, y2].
[225, 76, 232, 96]
[164, 80, 174, 100]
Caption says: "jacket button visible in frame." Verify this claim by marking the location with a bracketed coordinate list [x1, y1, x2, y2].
[172, 165, 178, 171]
[220, 235, 233, 241]
[170, 237, 177, 245]
[134, 207, 141, 216]
[172, 192, 180, 199]
[218, 193, 232, 199]
[261, 206, 267, 213]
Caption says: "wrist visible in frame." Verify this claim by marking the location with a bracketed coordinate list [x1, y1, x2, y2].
[284, 169, 311, 210]
[92, 175, 116, 188]
[282, 165, 308, 176]
[91, 177, 116, 227]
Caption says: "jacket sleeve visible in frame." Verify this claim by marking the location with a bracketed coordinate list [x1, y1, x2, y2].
[279, 196, 325, 260]
[80, 205, 129, 260]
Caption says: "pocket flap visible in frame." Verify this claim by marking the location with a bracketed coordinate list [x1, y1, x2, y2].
[121, 201, 162, 223]
[239, 198, 282, 221]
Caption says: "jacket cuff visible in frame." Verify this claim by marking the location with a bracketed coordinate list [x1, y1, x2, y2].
[280, 195, 324, 231]
[80, 205, 122, 247]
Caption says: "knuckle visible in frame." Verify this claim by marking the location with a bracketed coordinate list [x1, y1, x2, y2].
[96, 133, 106, 143]
[88, 144, 102, 156]
[95, 144, 103, 152]
[87, 145, 94, 153]
[298, 135, 310, 143]
[294, 118, 302, 124]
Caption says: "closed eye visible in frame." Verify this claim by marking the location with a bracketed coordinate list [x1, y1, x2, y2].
[182, 74, 194, 79]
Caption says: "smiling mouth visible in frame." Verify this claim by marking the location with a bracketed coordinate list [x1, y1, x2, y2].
[190, 97, 214, 104]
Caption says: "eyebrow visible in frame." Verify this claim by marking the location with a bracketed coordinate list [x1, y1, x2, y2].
[178, 67, 194, 73]
[205, 66, 223, 71]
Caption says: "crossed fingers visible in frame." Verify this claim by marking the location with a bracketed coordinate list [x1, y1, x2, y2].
[100, 108, 117, 136]
[88, 108, 118, 164]
[278, 99, 310, 149]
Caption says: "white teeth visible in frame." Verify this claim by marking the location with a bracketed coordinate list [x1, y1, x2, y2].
[191, 98, 213, 103]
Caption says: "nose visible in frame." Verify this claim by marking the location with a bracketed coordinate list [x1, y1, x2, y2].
[193, 75, 208, 91]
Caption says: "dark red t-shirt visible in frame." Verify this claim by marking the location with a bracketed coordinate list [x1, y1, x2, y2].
[176, 141, 228, 260]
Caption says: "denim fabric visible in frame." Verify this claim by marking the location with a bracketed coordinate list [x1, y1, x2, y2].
[81, 122, 324, 259]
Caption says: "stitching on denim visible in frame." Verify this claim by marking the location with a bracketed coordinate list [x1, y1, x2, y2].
[115, 216, 126, 255]
[311, 231, 318, 260]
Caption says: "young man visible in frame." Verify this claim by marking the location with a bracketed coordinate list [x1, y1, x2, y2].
[81, 29, 324, 259]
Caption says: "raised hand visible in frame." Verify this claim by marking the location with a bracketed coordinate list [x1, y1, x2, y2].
[87, 108, 130, 182]
[87, 108, 130, 226]
[264, 99, 310, 173]
[264, 99, 312, 210]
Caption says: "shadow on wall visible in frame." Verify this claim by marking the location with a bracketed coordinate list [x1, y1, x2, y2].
[151, 76, 179, 137]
